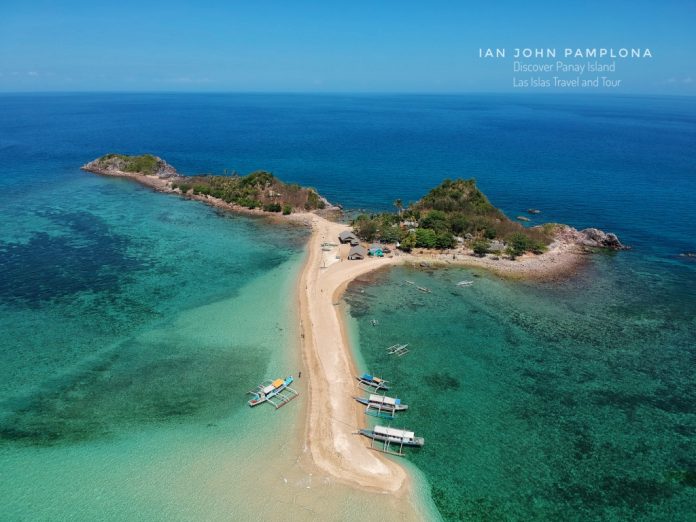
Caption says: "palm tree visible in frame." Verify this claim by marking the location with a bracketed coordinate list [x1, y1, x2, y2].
[394, 199, 403, 220]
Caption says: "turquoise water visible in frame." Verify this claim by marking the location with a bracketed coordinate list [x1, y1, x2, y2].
[1, 93, 695, 519]
[0, 172, 310, 517]
[344, 252, 696, 520]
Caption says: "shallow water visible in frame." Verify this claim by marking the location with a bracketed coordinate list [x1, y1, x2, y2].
[345, 252, 696, 520]
[1, 93, 695, 520]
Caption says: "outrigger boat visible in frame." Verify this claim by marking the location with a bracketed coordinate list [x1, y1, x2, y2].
[456, 280, 473, 287]
[356, 373, 390, 391]
[247, 376, 298, 409]
[359, 425, 424, 456]
[354, 394, 408, 419]
[386, 343, 409, 356]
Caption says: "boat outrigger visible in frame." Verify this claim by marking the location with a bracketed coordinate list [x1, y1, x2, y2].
[386, 343, 409, 356]
[356, 373, 390, 391]
[247, 376, 298, 409]
[359, 425, 424, 456]
[354, 394, 408, 419]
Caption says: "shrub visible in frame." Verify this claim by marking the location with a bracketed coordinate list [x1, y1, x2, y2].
[472, 239, 490, 257]
[282, 204, 292, 215]
[263, 203, 282, 213]
[415, 228, 437, 249]
[399, 233, 416, 252]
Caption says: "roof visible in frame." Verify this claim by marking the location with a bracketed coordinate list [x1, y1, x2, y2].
[374, 426, 415, 439]
[369, 244, 383, 250]
[348, 245, 367, 258]
[339, 230, 357, 240]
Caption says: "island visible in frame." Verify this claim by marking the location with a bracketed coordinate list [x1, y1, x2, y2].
[81, 153, 627, 505]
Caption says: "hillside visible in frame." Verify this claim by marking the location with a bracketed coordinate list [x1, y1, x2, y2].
[352, 178, 553, 258]
[82, 154, 330, 214]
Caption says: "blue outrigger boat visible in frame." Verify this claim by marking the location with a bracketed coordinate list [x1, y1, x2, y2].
[247, 376, 298, 409]
[356, 373, 390, 391]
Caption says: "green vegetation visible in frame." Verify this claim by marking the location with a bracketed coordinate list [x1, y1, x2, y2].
[350, 178, 553, 257]
[173, 170, 325, 212]
[98, 153, 161, 175]
[471, 239, 491, 257]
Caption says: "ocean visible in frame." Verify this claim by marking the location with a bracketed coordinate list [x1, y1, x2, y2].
[1, 93, 694, 520]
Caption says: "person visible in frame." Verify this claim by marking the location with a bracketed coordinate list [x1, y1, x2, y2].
[299, 371, 302, 378]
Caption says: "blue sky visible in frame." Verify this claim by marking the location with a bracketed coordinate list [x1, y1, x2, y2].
[1, 0, 694, 93]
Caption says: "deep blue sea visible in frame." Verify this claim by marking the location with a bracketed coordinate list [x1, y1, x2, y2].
[1, 93, 695, 520]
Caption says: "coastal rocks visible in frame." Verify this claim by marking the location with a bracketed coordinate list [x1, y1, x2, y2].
[579, 228, 626, 249]
[554, 225, 628, 250]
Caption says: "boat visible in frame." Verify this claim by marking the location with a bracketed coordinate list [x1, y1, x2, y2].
[386, 343, 409, 356]
[456, 280, 474, 287]
[356, 373, 390, 391]
[359, 425, 424, 456]
[527, 208, 542, 214]
[354, 394, 408, 419]
[247, 376, 298, 409]
[417, 286, 431, 293]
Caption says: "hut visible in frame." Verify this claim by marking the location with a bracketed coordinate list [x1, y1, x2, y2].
[348, 245, 368, 260]
[338, 231, 359, 244]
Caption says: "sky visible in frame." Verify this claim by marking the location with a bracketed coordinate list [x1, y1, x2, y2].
[1, 0, 695, 94]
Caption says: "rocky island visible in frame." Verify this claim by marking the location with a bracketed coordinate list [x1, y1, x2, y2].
[82, 153, 626, 277]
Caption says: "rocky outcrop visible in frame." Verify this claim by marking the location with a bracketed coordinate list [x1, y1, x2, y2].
[554, 225, 628, 251]
[81, 154, 180, 179]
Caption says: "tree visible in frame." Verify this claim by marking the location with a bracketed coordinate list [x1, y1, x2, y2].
[415, 228, 437, 249]
[435, 232, 455, 249]
[380, 224, 402, 243]
[393, 199, 403, 220]
[399, 232, 416, 252]
[353, 215, 378, 241]
[420, 210, 449, 233]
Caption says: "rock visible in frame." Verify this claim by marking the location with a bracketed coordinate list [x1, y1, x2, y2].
[580, 228, 626, 249]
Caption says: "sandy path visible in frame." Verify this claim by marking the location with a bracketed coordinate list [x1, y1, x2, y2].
[296, 214, 409, 493]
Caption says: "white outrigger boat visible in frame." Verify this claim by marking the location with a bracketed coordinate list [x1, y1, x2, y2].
[359, 425, 424, 456]
[386, 343, 409, 356]
[354, 394, 408, 419]
[247, 376, 298, 409]
[456, 280, 474, 287]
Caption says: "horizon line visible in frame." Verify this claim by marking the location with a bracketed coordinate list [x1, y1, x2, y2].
[1, 90, 694, 98]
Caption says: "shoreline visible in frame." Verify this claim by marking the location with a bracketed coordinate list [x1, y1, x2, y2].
[87, 167, 590, 281]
